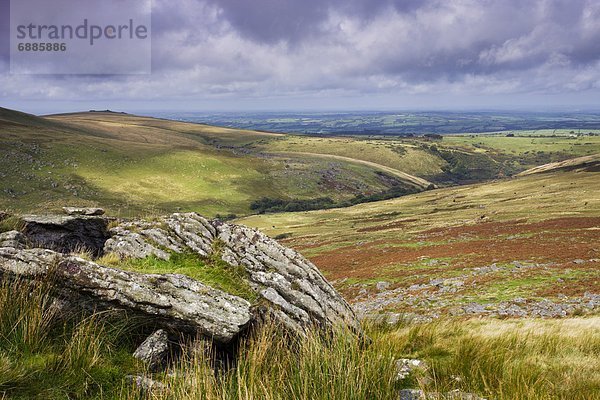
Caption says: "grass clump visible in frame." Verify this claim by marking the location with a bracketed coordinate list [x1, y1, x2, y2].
[0, 275, 598, 400]
[113, 250, 258, 302]
[120, 318, 600, 400]
[0, 215, 24, 234]
[386, 319, 600, 400]
[123, 322, 401, 400]
[0, 277, 140, 399]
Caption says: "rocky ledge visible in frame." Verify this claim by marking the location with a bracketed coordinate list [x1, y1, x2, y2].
[0, 211, 361, 355]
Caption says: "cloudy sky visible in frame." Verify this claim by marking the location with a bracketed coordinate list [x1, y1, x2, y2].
[1, 0, 600, 113]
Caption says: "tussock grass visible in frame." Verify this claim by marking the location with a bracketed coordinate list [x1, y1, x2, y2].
[121, 318, 599, 400]
[0, 277, 140, 399]
[387, 319, 600, 400]
[0, 215, 24, 234]
[123, 322, 401, 400]
[0, 275, 598, 399]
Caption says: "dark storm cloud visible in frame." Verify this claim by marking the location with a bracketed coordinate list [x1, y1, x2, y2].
[149, 0, 600, 79]
[168, 0, 426, 45]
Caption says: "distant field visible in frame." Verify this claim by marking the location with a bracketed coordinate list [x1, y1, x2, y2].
[240, 168, 600, 316]
[444, 134, 600, 156]
[163, 110, 600, 135]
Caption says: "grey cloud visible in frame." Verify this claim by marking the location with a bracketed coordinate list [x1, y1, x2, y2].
[1, 0, 600, 107]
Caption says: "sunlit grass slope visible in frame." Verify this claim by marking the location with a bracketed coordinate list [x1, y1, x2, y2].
[2, 107, 600, 216]
[240, 168, 600, 309]
[0, 109, 420, 216]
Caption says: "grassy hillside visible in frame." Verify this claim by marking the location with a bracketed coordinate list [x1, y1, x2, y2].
[2, 107, 600, 217]
[0, 109, 424, 216]
[240, 168, 600, 315]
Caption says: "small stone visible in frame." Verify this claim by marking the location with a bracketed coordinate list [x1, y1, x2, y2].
[399, 389, 424, 400]
[395, 358, 427, 381]
[573, 259, 586, 265]
[376, 281, 391, 291]
[62, 207, 105, 216]
[133, 329, 170, 371]
[126, 375, 166, 393]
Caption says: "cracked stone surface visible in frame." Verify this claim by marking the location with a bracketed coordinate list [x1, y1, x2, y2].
[0, 212, 360, 342]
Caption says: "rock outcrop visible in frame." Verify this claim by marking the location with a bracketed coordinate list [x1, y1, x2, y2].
[62, 207, 106, 216]
[0, 231, 25, 249]
[0, 247, 252, 342]
[133, 329, 171, 371]
[0, 212, 360, 346]
[104, 213, 360, 335]
[21, 214, 110, 256]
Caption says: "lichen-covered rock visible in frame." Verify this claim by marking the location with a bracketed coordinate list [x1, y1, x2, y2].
[104, 213, 361, 335]
[0, 230, 25, 249]
[104, 226, 170, 260]
[62, 207, 105, 216]
[2, 211, 360, 343]
[0, 247, 252, 342]
[133, 329, 170, 371]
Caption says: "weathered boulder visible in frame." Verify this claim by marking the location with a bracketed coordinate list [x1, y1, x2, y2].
[0, 211, 361, 344]
[62, 207, 105, 216]
[0, 230, 25, 249]
[20, 215, 109, 256]
[133, 329, 170, 371]
[104, 212, 361, 335]
[0, 247, 252, 342]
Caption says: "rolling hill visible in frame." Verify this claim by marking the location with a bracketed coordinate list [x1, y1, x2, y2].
[517, 153, 600, 176]
[0, 108, 432, 216]
[2, 106, 600, 218]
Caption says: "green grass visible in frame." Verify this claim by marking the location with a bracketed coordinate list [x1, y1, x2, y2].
[0, 215, 24, 233]
[240, 169, 600, 246]
[0, 109, 423, 216]
[1, 276, 598, 399]
[103, 250, 258, 302]
[3, 108, 600, 217]
[261, 136, 445, 176]
[387, 319, 600, 399]
[444, 134, 600, 158]
[118, 318, 600, 400]
[0, 277, 141, 399]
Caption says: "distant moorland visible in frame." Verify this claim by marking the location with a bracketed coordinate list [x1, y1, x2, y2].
[154, 110, 600, 135]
